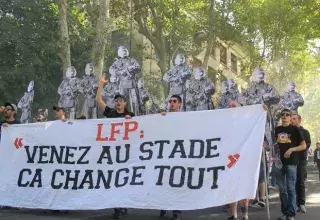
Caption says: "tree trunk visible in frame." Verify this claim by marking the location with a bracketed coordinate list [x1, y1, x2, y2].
[57, 0, 71, 76]
[203, 0, 215, 71]
[91, 0, 110, 77]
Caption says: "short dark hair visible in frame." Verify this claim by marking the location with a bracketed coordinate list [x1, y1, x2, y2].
[292, 113, 302, 120]
[281, 109, 292, 115]
[170, 95, 182, 103]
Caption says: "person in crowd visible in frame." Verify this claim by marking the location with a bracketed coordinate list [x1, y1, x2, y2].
[274, 109, 306, 220]
[313, 142, 320, 181]
[96, 73, 133, 219]
[52, 106, 67, 121]
[34, 109, 48, 122]
[159, 95, 183, 220]
[291, 114, 311, 213]
[0, 102, 21, 141]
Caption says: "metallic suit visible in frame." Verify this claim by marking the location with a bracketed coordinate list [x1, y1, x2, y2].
[218, 80, 233, 109]
[102, 75, 120, 108]
[228, 79, 240, 101]
[192, 67, 215, 111]
[238, 67, 281, 168]
[148, 95, 160, 114]
[274, 82, 304, 125]
[109, 46, 141, 116]
[17, 81, 34, 123]
[162, 53, 191, 111]
[58, 66, 80, 120]
[78, 63, 99, 119]
[135, 79, 150, 115]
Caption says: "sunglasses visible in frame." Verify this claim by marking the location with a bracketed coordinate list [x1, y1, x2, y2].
[169, 99, 178, 103]
[115, 99, 124, 103]
[4, 108, 13, 111]
[281, 113, 291, 117]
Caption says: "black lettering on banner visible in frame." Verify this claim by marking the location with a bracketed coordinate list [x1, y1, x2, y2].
[38, 146, 50, 164]
[24, 146, 38, 163]
[169, 140, 187, 158]
[30, 169, 43, 187]
[205, 138, 221, 158]
[65, 170, 80, 190]
[49, 146, 65, 164]
[139, 141, 153, 160]
[130, 166, 145, 185]
[18, 169, 31, 187]
[169, 166, 185, 187]
[97, 146, 113, 164]
[78, 146, 91, 164]
[51, 169, 64, 189]
[95, 170, 113, 189]
[189, 140, 204, 158]
[154, 140, 170, 159]
[187, 167, 205, 189]
[64, 147, 77, 164]
[154, 166, 170, 185]
[116, 144, 130, 163]
[207, 166, 225, 189]
[115, 168, 129, 187]
[79, 170, 94, 189]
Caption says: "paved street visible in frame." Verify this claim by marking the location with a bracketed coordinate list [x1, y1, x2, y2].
[0, 168, 319, 220]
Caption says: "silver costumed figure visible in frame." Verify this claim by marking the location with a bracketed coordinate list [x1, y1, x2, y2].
[238, 67, 282, 168]
[102, 74, 120, 109]
[136, 79, 150, 115]
[17, 81, 34, 123]
[162, 53, 191, 111]
[78, 63, 99, 119]
[109, 46, 141, 116]
[58, 66, 80, 120]
[218, 80, 233, 109]
[192, 67, 215, 111]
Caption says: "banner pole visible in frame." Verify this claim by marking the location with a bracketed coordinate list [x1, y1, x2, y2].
[262, 147, 271, 220]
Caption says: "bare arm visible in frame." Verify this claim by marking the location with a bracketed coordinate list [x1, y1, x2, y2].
[96, 74, 108, 110]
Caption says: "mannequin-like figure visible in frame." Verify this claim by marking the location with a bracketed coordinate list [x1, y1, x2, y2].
[238, 67, 281, 167]
[218, 80, 232, 109]
[78, 63, 99, 119]
[109, 46, 141, 116]
[58, 66, 80, 120]
[228, 79, 240, 101]
[102, 74, 120, 109]
[17, 81, 34, 123]
[162, 53, 191, 111]
[274, 81, 304, 126]
[192, 67, 215, 111]
[136, 79, 150, 115]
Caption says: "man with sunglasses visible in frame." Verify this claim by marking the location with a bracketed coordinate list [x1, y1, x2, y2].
[96, 73, 134, 219]
[0, 102, 21, 141]
[160, 95, 182, 220]
[275, 109, 306, 220]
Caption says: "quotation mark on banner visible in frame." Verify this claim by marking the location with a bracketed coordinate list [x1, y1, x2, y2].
[14, 138, 23, 149]
[227, 154, 240, 168]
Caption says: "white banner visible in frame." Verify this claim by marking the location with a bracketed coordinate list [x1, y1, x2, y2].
[0, 105, 266, 210]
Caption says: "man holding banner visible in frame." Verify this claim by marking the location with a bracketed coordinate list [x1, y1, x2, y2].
[160, 94, 183, 220]
[96, 73, 134, 219]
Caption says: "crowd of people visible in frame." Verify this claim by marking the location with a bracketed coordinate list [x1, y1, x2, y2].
[0, 66, 318, 220]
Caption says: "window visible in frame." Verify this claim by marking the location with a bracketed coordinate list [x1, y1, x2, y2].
[220, 45, 227, 65]
[231, 53, 237, 73]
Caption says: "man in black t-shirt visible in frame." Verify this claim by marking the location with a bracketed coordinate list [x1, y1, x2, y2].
[96, 73, 133, 219]
[274, 109, 306, 220]
[0, 102, 21, 141]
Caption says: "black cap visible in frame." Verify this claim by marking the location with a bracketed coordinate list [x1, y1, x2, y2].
[4, 102, 17, 112]
[52, 106, 65, 112]
[114, 94, 126, 102]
